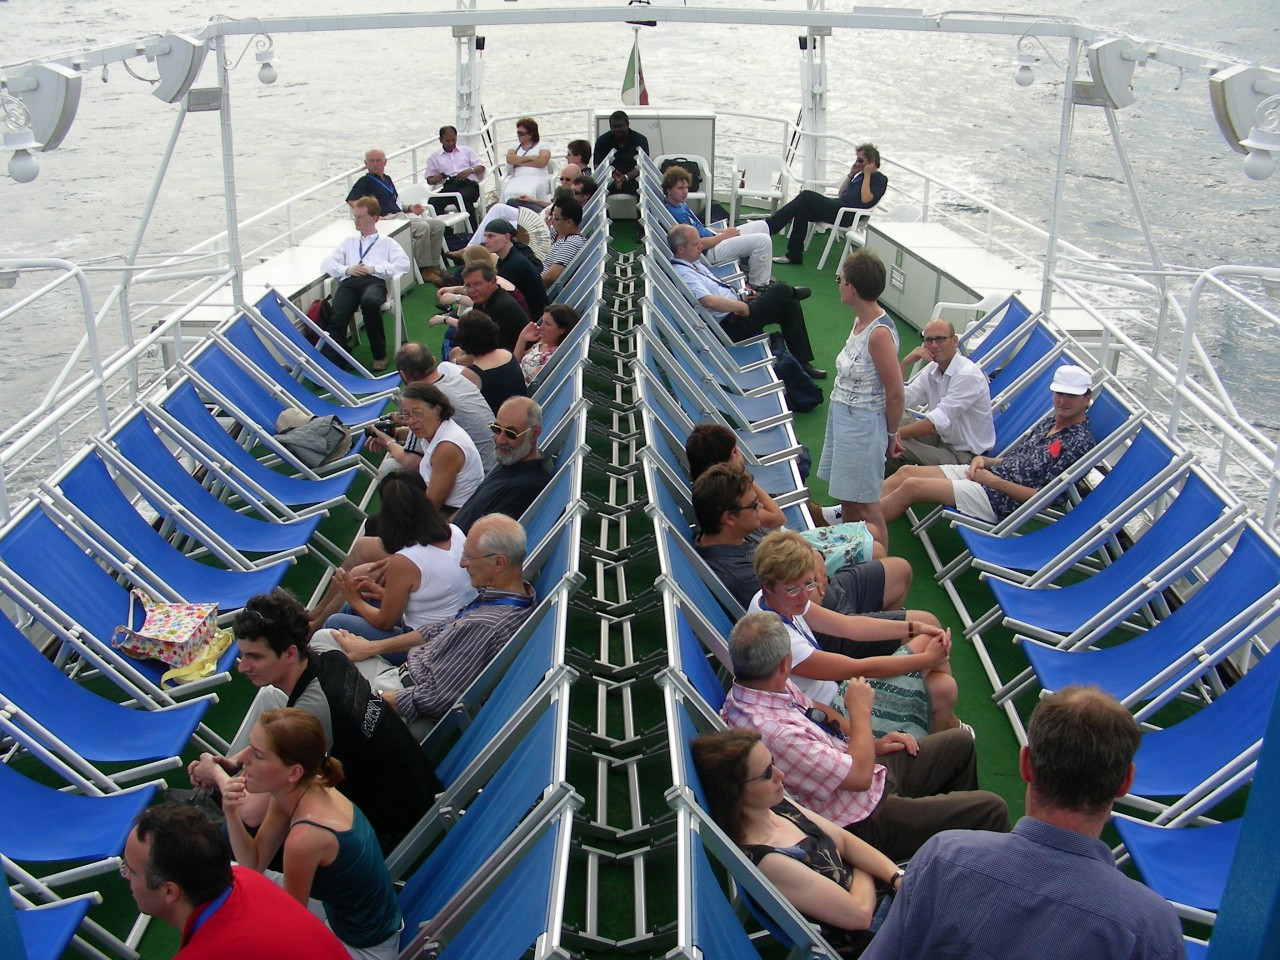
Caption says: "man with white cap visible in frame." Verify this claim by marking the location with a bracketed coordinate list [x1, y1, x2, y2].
[877, 364, 1095, 525]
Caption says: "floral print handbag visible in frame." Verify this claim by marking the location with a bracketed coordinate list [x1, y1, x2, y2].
[111, 589, 232, 686]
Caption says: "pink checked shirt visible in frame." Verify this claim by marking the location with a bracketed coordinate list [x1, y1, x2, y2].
[721, 679, 886, 827]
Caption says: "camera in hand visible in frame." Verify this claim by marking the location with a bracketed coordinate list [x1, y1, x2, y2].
[364, 418, 397, 439]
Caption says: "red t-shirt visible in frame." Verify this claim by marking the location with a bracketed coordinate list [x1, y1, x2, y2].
[176, 866, 348, 960]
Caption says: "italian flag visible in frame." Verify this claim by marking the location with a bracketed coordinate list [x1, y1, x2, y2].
[622, 33, 649, 106]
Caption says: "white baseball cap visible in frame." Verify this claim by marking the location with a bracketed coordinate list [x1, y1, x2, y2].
[1050, 364, 1091, 396]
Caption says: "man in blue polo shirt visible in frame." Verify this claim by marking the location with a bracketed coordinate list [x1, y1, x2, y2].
[662, 164, 775, 290]
[765, 142, 889, 266]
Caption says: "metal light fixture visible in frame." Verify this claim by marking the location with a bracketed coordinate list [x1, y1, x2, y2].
[1014, 52, 1035, 87]
[1012, 34, 1064, 89]
[1240, 94, 1280, 181]
[1210, 63, 1280, 181]
[2, 93, 43, 183]
[225, 32, 279, 86]
[256, 49, 278, 85]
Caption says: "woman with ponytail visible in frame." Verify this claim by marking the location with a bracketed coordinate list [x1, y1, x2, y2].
[222, 708, 402, 959]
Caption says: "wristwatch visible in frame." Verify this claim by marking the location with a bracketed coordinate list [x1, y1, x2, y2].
[889, 868, 905, 891]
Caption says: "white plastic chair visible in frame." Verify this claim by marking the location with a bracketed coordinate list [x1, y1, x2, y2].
[728, 154, 788, 226]
[826, 203, 919, 272]
[654, 153, 712, 220]
[399, 182, 470, 235]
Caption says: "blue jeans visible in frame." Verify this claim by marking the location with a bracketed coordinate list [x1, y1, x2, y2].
[322, 607, 409, 665]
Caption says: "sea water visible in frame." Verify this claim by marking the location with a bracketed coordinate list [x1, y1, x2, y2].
[0, 0, 1276, 433]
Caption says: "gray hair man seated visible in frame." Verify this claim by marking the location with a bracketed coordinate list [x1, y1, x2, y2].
[310, 513, 536, 739]
[720, 610, 1008, 862]
[862, 686, 1185, 960]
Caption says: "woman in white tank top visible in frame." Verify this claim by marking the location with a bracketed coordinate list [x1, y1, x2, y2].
[400, 381, 485, 514]
[319, 469, 476, 644]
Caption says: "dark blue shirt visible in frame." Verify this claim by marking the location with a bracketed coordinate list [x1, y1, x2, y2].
[839, 169, 889, 209]
[863, 817, 1185, 960]
[987, 414, 1093, 518]
[346, 173, 402, 215]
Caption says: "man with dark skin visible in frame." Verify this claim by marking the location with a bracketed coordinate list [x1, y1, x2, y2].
[592, 109, 649, 195]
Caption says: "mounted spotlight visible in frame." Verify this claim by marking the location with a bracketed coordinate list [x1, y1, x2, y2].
[147, 32, 207, 103]
[1085, 37, 1142, 109]
[2, 93, 43, 183]
[4, 62, 81, 151]
[1210, 63, 1280, 181]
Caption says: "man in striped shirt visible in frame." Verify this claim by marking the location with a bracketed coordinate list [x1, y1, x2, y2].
[312, 514, 535, 739]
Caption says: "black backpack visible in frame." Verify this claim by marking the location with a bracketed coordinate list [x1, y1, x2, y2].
[659, 156, 703, 194]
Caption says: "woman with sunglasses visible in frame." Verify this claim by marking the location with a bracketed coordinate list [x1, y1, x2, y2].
[514, 303, 579, 385]
[691, 728, 900, 957]
[311, 469, 476, 642]
[500, 117, 551, 205]
[452, 311, 529, 414]
[750, 530, 959, 739]
[223, 708, 402, 959]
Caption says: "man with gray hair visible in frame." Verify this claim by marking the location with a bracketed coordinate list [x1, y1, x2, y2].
[453, 396, 551, 532]
[310, 513, 536, 738]
[864, 687, 1183, 960]
[721, 610, 1007, 861]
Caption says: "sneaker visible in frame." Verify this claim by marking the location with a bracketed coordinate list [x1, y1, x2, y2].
[772, 253, 803, 265]
[821, 504, 843, 525]
[371, 357, 389, 372]
[958, 720, 976, 740]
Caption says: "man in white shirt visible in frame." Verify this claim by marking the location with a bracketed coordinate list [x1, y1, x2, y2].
[888, 318, 995, 471]
[320, 196, 410, 371]
[425, 125, 485, 227]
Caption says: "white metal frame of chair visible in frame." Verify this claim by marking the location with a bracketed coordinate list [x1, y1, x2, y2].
[258, 283, 396, 385]
[728, 153, 789, 227]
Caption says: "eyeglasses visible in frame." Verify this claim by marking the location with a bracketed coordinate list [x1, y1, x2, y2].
[238, 608, 272, 628]
[571, 189, 585, 197]
[489, 422, 533, 440]
[748, 762, 774, 783]
[119, 859, 139, 881]
[779, 580, 819, 598]
[558, 175, 574, 182]
[921, 335, 955, 345]
[729, 498, 761, 514]
[516, 128, 530, 135]
[461, 551, 499, 563]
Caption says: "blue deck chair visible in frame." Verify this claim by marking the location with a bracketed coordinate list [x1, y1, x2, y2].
[953, 428, 1190, 624]
[415, 807, 575, 960]
[667, 603, 730, 717]
[4, 892, 97, 960]
[0, 762, 158, 884]
[102, 414, 322, 566]
[1111, 815, 1238, 924]
[150, 381, 358, 516]
[398, 710, 571, 948]
[0, 613, 213, 788]
[42, 452, 289, 611]
[653, 521, 743, 664]
[959, 294, 1034, 368]
[1019, 526, 1280, 719]
[985, 471, 1245, 649]
[214, 318, 389, 427]
[639, 338, 799, 462]
[530, 304, 596, 401]
[248, 289, 401, 397]
[648, 294, 784, 402]
[0, 504, 237, 694]
[1122, 646, 1280, 825]
[640, 324, 791, 432]
[985, 324, 1065, 399]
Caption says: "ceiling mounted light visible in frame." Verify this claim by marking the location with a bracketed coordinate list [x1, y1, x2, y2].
[2, 94, 43, 183]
